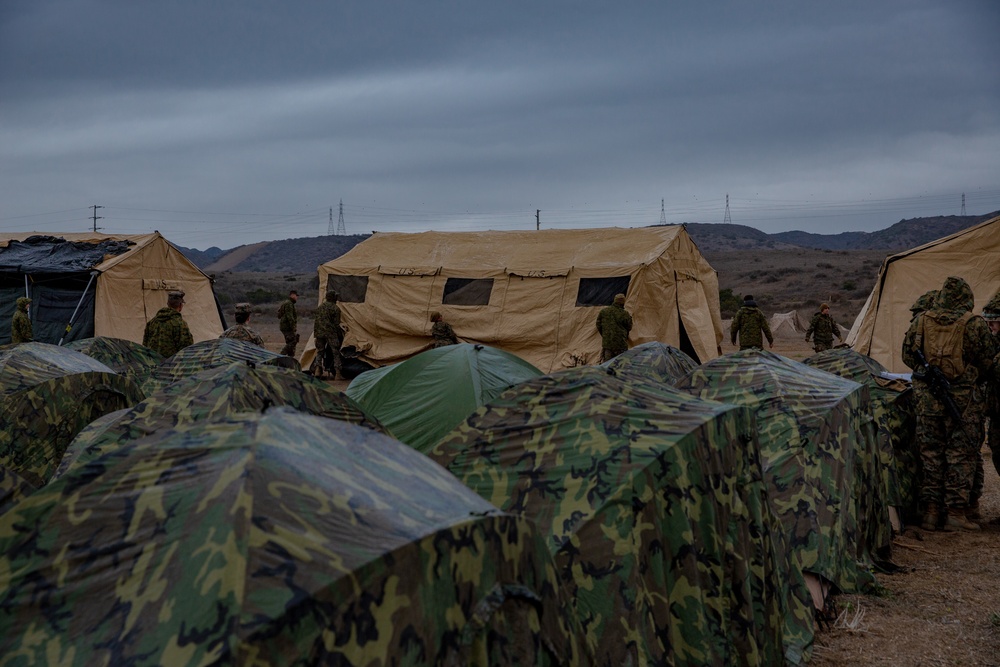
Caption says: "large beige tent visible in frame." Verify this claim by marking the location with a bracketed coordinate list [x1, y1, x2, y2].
[847, 214, 1000, 373]
[0, 232, 224, 346]
[302, 226, 724, 373]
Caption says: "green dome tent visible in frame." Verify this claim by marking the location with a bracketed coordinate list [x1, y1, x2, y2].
[0, 408, 591, 666]
[65, 335, 163, 390]
[430, 366, 792, 667]
[602, 341, 698, 384]
[346, 343, 541, 451]
[55, 361, 385, 479]
[0, 464, 34, 517]
[142, 338, 299, 395]
[0, 342, 144, 486]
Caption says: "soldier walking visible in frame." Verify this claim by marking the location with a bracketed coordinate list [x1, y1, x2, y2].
[11, 296, 32, 344]
[311, 290, 344, 379]
[143, 290, 193, 358]
[731, 294, 773, 351]
[278, 289, 299, 357]
[596, 293, 632, 362]
[220, 303, 264, 347]
[430, 312, 459, 348]
[805, 302, 842, 352]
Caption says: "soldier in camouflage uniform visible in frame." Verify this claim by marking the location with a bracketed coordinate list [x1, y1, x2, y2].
[910, 289, 938, 322]
[277, 289, 299, 357]
[730, 294, 773, 351]
[311, 290, 344, 379]
[142, 290, 193, 359]
[595, 293, 632, 362]
[978, 291, 1000, 516]
[805, 302, 842, 352]
[430, 311, 459, 348]
[902, 276, 996, 532]
[11, 297, 32, 344]
[219, 302, 264, 347]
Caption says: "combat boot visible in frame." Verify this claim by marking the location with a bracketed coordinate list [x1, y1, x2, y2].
[942, 508, 980, 532]
[967, 500, 982, 523]
[921, 504, 940, 531]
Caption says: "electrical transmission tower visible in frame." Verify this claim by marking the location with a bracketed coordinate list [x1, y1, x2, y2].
[961, 193, 966, 216]
[723, 194, 732, 224]
[336, 199, 346, 235]
[328, 207, 335, 235]
[660, 199, 666, 225]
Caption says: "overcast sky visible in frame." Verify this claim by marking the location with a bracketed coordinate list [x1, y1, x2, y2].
[2, 1, 998, 250]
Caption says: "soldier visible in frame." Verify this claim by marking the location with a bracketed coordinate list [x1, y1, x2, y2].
[277, 289, 299, 357]
[805, 302, 842, 352]
[430, 311, 459, 348]
[902, 276, 995, 532]
[731, 294, 773, 351]
[11, 297, 32, 344]
[978, 291, 1000, 516]
[143, 290, 193, 358]
[220, 302, 264, 347]
[909, 290, 938, 322]
[596, 293, 632, 362]
[311, 290, 344, 379]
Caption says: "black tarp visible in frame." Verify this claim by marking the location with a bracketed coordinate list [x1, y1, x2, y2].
[0, 236, 133, 274]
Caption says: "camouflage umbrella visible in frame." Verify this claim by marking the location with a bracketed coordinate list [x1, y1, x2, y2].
[601, 340, 698, 384]
[674, 350, 888, 626]
[55, 361, 386, 479]
[0, 407, 591, 666]
[347, 343, 542, 452]
[142, 338, 300, 395]
[0, 342, 144, 486]
[431, 366, 793, 667]
[65, 336, 163, 390]
[804, 347, 918, 521]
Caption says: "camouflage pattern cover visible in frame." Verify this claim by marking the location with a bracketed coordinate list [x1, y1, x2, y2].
[142, 337, 300, 395]
[54, 361, 386, 478]
[0, 342, 144, 486]
[674, 350, 888, 617]
[66, 335, 164, 390]
[0, 407, 590, 665]
[602, 340, 698, 384]
[0, 463, 35, 518]
[804, 347, 918, 518]
[431, 366, 793, 667]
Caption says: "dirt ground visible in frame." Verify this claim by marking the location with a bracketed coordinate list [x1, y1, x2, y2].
[246, 305, 1000, 666]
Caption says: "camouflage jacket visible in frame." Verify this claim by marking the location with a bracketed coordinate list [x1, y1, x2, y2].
[313, 301, 343, 343]
[431, 320, 458, 348]
[277, 299, 297, 333]
[11, 300, 31, 344]
[731, 305, 772, 349]
[143, 307, 194, 358]
[596, 304, 632, 352]
[806, 312, 841, 345]
[219, 324, 264, 347]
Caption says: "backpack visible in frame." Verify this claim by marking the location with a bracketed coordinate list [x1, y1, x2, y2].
[918, 311, 973, 380]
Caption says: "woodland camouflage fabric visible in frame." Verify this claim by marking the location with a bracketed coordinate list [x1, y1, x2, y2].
[11, 297, 31, 344]
[595, 303, 632, 356]
[0, 342, 144, 486]
[142, 338, 300, 395]
[730, 305, 773, 350]
[0, 463, 34, 517]
[55, 361, 385, 478]
[0, 408, 590, 666]
[804, 348, 919, 518]
[431, 366, 792, 667]
[142, 306, 193, 358]
[65, 336, 164, 390]
[674, 351, 888, 624]
[602, 340, 698, 384]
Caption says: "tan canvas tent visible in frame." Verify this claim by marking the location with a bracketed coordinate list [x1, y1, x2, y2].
[0, 232, 224, 346]
[302, 226, 724, 373]
[769, 310, 808, 338]
[847, 214, 1000, 372]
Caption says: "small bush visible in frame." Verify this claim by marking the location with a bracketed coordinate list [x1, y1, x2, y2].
[842, 280, 857, 291]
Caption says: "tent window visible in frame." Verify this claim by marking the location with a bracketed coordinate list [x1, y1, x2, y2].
[442, 278, 493, 306]
[327, 275, 369, 303]
[576, 277, 630, 306]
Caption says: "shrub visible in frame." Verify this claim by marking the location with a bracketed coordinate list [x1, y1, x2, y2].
[842, 280, 857, 291]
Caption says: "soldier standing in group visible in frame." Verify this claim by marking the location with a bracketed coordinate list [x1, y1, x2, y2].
[311, 290, 344, 379]
[805, 302, 842, 352]
[902, 276, 995, 532]
[11, 297, 32, 344]
[430, 311, 459, 348]
[909, 290, 938, 322]
[731, 294, 773, 351]
[278, 289, 299, 357]
[143, 290, 193, 358]
[220, 302, 264, 347]
[596, 293, 632, 362]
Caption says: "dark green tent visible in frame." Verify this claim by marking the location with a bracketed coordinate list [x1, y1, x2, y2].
[142, 338, 299, 395]
[0, 408, 591, 665]
[65, 336, 163, 390]
[602, 341, 698, 384]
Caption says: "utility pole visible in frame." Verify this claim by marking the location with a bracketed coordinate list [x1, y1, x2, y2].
[337, 199, 346, 235]
[723, 194, 732, 224]
[961, 193, 967, 216]
[90, 204, 104, 233]
[536, 209, 540, 231]
[660, 199, 666, 225]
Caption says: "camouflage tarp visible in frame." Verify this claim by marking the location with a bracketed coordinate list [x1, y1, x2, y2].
[0, 464, 35, 517]
[674, 350, 888, 616]
[0, 407, 591, 666]
[430, 366, 793, 667]
[602, 340, 698, 384]
[346, 343, 541, 451]
[142, 337, 300, 395]
[0, 342, 144, 486]
[54, 361, 385, 479]
[65, 335, 164, 389]
[804, 347, 918, 520]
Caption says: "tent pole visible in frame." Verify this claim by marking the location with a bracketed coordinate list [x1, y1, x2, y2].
[24, 274, 29, 299]
[58, 271, 98, 346]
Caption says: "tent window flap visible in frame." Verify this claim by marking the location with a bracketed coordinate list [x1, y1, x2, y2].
[576, 277, 631, 307]
[328, 275, 369, 304]
[442, 278, 494, 306]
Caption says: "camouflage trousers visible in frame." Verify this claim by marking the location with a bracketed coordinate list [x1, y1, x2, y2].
[915, 405, 983, 511]
[811, 341, 833, 353]
[310, 337, 342, 379]
[280, 331, 299, 357]
[600, 347, 626, 363]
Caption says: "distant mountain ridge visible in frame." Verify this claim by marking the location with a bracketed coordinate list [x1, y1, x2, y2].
[177, 211, 1000, 274]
